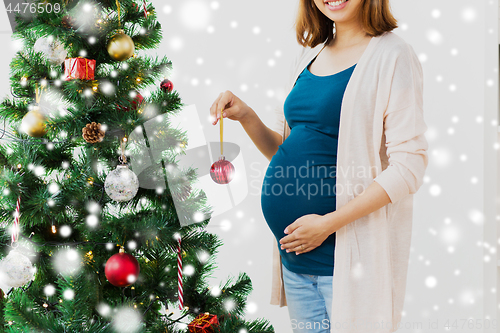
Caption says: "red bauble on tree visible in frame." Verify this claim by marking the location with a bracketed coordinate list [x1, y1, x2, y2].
[117, 92, 144, 112]
[105, 248, 140, 287]
[210, 155, 235, 184]
[160, 79, 173, 93]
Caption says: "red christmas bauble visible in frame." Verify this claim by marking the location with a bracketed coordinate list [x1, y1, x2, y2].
[160, 79, 173, 93]
[105, 251, 140, 287]
[117, 92, 144, 112]
[210, 155, 235, 184]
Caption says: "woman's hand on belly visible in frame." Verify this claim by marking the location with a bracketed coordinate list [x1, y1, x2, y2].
[279, 214, 332, 255]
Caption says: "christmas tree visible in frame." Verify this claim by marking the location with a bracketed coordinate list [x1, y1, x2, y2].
[0, 0, 274, 332]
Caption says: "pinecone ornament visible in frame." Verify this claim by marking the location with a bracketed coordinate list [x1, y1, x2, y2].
[82, 122, 105, 143]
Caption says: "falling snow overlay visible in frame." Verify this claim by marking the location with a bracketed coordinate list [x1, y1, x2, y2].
[0, 0, 496, 332]
[156, 0, 495, 331]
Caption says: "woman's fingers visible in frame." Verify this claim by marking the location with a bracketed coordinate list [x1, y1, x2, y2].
[210, 90, 245, 124]
[210, 93, 223, 124]
[221, 102, 240, 119]
[286, 242, 312, 255]
[286, 241, 316, 255]
[216, 91, 235, 117]
[282, 240, 302, 252]
[280, 234, 317, 254]
[295, 245, 314, 255]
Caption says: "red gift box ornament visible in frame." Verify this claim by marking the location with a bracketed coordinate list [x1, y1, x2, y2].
[188, 313, 219, 333]
[64, 57, 96, 81]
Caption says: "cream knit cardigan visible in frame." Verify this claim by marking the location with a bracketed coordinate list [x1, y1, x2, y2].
[269, 31, 429, 333]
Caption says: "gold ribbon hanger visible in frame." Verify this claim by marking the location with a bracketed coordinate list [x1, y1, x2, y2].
[220, 108, 223, 155]
[116, 0, 121, 27]
[35, 82, 45, 104]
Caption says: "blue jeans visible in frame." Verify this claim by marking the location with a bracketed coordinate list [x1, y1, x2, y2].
[282, 263, 333, 333]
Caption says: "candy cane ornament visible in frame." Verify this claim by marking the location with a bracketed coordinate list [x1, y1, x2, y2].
[11, 196, 20, 244]
[177, 236, 183, 310]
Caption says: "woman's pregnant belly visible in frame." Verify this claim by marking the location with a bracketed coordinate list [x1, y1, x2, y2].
[260, 126, 337, 272]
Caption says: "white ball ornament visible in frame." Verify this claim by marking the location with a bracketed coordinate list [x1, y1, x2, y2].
[0, 250, 35, 292]
[104, 165, 139, 202]
[33, 36, 68, 66]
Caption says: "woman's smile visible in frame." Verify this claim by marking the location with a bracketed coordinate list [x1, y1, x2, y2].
[314, 0, 359, 25]
[325, 0, 349, 11]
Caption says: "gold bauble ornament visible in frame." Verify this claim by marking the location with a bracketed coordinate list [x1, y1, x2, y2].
[107, 30, 135, 61]
[21, 106, 47, 137]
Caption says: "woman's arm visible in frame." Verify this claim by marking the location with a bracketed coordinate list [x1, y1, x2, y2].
[239, 110, 282, 162]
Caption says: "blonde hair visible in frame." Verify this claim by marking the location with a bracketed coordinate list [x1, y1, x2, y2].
[295, 0, 398, 48]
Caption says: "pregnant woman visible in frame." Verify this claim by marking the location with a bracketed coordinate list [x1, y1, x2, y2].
[210, 0, 428, 332]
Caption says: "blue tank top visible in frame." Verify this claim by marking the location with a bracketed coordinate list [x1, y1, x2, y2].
[261, 59, 356, 276]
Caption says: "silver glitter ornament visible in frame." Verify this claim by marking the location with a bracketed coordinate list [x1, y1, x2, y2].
[33, 36, 68, 66]
[104, 165, 139, 202]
